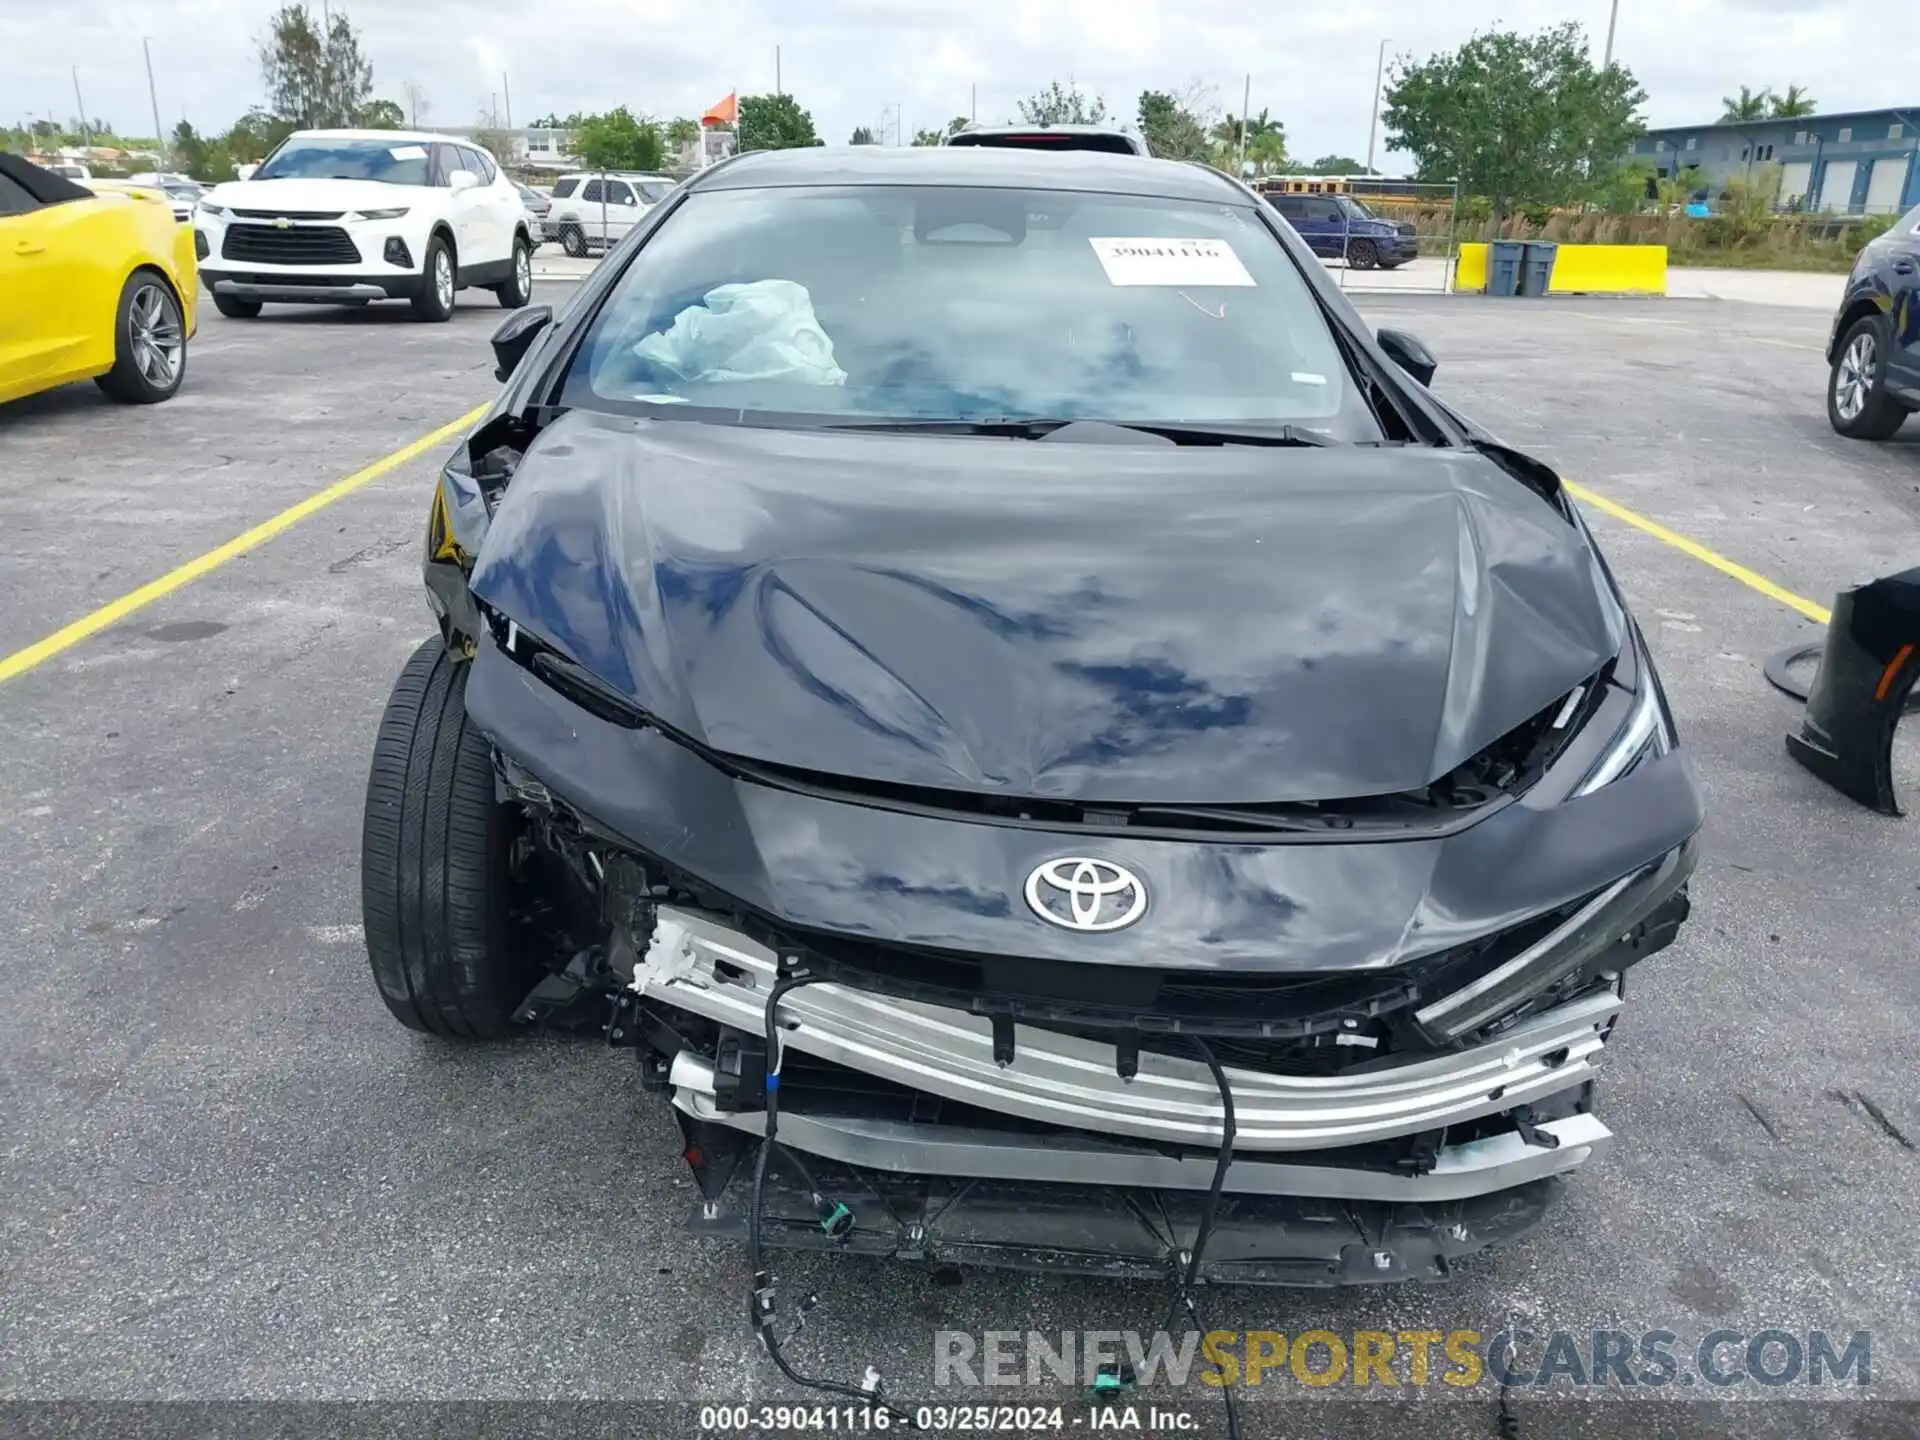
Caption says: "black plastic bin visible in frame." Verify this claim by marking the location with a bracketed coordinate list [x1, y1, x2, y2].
[1485, 241, 1525, 297]
[1520, 241, 1558, 297]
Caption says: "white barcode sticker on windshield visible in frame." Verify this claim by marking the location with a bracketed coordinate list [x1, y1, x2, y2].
[389, 144, 428, 160]
[1088, 237, 1256, 287]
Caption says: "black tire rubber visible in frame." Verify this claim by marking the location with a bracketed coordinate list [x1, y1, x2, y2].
[494, 234, 533, 309]
[212, 291, 263, 319]
[410, 235, 456, 322]
[360, 640, 535, 1038]
[560, 223, 586, 258]
[1346, 238, 1380, 271]
[95, 269, 186, 403]
[1828, 313, 1910, 441]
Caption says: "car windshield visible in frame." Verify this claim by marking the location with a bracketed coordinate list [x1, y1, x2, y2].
[636, 180, 672, 202]
[1337, 196, 1377, 220]
[253, 138, 431, 185]
[564, 183, 1376, 437]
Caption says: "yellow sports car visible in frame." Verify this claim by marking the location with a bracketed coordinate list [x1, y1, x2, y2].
[0, 154, 198, 406]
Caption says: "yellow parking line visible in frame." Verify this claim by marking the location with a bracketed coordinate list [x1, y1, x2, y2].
[1562, 479, 1832, 625]
[0, 404, 489, 685]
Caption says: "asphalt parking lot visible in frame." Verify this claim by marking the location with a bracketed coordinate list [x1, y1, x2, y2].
[3, 275, 1919, 1433]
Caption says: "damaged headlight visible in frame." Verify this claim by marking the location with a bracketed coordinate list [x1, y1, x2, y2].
[1568, 630, 1677, 798]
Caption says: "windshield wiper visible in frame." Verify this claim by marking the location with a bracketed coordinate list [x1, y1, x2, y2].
[822, 418, 1333, 446]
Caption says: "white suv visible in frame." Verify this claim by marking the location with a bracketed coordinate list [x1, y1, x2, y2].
[544, 172, 676, 256]
[194, 129, 535, 321]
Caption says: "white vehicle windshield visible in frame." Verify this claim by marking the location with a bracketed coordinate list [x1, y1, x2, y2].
[254, 138, 431, 185]
[565, 183, 1376, 437]
[636, 180, 672, 203]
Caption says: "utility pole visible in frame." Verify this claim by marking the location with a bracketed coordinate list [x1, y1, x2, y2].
[143, 38, 166, 168]
[1235, 73, 1250, 175]
[1603, 0, 1620, 69]
[71, 67, 90, 147]
[775, 45, 782, 97]
[1365, 38, 1389, 175]
[501, 72, 512, 129]
[491, 92, 498, 128]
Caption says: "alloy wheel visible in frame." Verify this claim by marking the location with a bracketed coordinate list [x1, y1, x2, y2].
[1834, 332, 1875, 422]
[435, 250, 455, 310]
[515, 245, 531, 299]
[129, 283, 183, 389]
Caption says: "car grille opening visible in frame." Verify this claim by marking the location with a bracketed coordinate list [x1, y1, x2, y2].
[229, 208, 346, 220]
[221, 224, 361, 265]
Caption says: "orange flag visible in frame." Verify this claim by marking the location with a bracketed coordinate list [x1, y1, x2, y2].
[701, 93, 738, 127]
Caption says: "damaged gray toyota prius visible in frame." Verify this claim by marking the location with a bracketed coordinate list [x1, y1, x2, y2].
[361, 145, 1701, 1297]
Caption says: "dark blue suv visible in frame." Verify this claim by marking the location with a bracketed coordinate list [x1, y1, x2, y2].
[1828, 204, 1920, 440]
[1265, 192, 1418, 271]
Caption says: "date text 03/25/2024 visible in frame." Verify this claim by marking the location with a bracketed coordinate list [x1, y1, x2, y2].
[697, 1405, 1197, 1432]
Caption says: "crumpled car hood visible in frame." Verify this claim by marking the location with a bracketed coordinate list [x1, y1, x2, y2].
[469, 410, 1623, 805]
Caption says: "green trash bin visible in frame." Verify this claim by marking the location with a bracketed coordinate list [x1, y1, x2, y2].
[1486, 241, 1525, 297]
[1520, 241, 1558, 297]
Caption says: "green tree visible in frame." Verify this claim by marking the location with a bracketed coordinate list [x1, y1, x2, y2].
[1308, 154, 1368, 175]
[1769, 85, 1816, 118]
[1720, 85, 1772, 121]
[258, 3, 372, 128]
[1017, 81, 1107, 126]
[224, 108, 297, 165]
[357, 97, 405, 129]
[1591, 158, 1657, 214]
[572, 108, 665, 170]
[1382, 23, 1646, 217]
[530, 112, 591, 130]
[911, 127, 944, 146]
[850, 125, 877, 145]
[946, 116, 969, 137]
[665, 117, 699, 149]
[738, 93, 820, 150]
[1136, 89, 1210, 162]
[170, 120, 212, 179]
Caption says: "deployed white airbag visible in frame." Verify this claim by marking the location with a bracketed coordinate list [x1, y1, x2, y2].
[632, 279, 848, 386]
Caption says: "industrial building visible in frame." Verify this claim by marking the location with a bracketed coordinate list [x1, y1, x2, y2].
[1630, 105, 1920, 214]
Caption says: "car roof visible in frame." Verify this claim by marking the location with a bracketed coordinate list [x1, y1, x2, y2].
[285, 128, 451, 146]
[560, 170, 673, 180]
[692, 145, 1241, 203]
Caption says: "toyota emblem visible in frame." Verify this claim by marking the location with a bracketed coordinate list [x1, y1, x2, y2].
[1023, 857, 1147, 932]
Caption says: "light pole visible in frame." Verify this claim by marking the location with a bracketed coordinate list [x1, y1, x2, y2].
[143, 39, 166, 169]
[1603, 0, 1620, 69]
[1365, 38, 1389, 176]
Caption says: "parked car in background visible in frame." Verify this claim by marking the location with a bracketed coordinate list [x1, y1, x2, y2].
[193, 128, 535, 321]
[1826, 203, 1920, 440]
[1265, 192, 1417, 271]
[0, 154, 196, 405]
[944, 122, 1151, 156]
[111, 173, 206, 223]
[544, 171, 675, 256]
[514, 181, 550, 246]
[43, 161, 92, 181]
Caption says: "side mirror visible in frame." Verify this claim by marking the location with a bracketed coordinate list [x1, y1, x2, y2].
[490, 304, 552, 382]
[449, 170, 479, 193]
[1376, 327, 1437, 387]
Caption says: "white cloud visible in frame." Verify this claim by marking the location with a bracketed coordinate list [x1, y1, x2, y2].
[6, 0, 1908, 163]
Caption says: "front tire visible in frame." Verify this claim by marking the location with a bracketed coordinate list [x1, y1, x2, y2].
[494, 234, 534, 309]
[360, 640, 536, 1038]
[212, 291, 262, 319]
[1346, 238, 1380, 271]
[95, 269, 185, 404]
[1829, 314, 1910, 440]
[410, 236, 456, 322]
[560, 223, 586, 258]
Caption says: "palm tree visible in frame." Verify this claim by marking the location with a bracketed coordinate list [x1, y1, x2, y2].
[1720, 86, 1772, 122]
[1769, 85, 1816, 118]
[1210, 108, 1284, 151]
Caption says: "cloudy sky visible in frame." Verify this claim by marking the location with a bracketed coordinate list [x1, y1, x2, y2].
[8, 0, 1901, 164]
